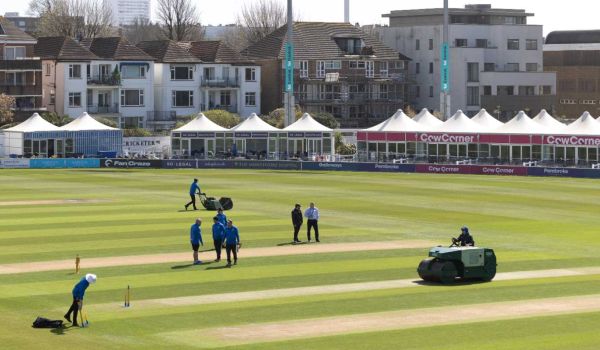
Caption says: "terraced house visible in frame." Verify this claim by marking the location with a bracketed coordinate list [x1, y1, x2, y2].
[243, 22, 412, 128]
[0, 16, 42, 119]
[35, 36, 155, 128]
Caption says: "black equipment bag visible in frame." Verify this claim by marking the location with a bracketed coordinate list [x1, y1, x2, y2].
[32, 316, 63, 328]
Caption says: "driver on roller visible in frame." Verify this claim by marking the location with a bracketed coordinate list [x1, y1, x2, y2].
[452, 226, 475, 246]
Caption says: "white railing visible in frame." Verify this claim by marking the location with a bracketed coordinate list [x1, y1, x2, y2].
[592, 163, 600, 169]
[393, 158, 408, 164]
[523, 161, 538, 167]
[456, 159, 473, 165]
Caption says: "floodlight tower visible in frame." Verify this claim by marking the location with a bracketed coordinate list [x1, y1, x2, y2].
[440, 0, 451, 120]
[344, 0, 350, 22]
[284, 0, 295, 126]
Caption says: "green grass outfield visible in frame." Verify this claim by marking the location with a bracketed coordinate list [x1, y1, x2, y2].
[0, 169, 599, 349]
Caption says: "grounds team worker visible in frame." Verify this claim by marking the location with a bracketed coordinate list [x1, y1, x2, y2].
[190, 218, 203, 265]
[291, 204, 303, 243]
[224, 220, 240, 267]
[212, 216, 225, 262]
[304, 202, 320, 242]
[64, 273, 96, 326]
[185, 178, 201, 211]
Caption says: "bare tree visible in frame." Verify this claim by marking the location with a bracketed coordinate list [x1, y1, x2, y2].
[236, 0, 286, 47]
[156, 0, 202, 41]
[123, 17, 165, 44]
[29, 0, 113, 39]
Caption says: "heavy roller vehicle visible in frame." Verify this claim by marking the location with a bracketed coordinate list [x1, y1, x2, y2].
[417, 244, 497, 284]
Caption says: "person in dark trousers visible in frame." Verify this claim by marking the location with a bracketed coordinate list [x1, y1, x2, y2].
[216, 208, 227, 226]
[64, 273, 96, 326]
[224, 220, 240, 267]
[453, 226, 475, 247]
[185, 179, 201, 211]
[212, 216, 225, 262]
[190, 218, 203, 264]
[291, 203, 303, 243]
[304, 202, 320, 242]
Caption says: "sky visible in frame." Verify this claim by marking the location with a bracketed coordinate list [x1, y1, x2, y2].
[3, 0, 598, 36]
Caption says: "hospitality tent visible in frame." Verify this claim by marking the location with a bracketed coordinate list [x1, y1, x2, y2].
[471, 109, 503, 131]
[532, 110, 567, 134]
[413, 108, 443, 128]
[1, 112, 121, 157]
[2, 113, 64, 157]
[171, 113, 228, 158]
[283, 113, 335, 159]
[566, 112, 600, 135]
[229, 113, 281, 159]
[60, 112, 122, 157]
[438, 110, 483, 133]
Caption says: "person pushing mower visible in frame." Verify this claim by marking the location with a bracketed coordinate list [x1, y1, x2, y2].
[64, 273, 96, 327]
[185, 178, 201, 211]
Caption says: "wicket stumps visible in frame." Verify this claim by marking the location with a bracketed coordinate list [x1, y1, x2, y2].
[75, 254, 80, 274]
[124, 285, 131, 307]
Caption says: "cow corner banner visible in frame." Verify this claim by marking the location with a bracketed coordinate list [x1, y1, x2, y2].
[100, 159, 163, 168]
[415, 164, 528, 176]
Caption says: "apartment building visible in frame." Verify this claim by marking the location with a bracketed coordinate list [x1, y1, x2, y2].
[110, 0, 150, 26]
[0, 16, 43, 120]
[376, 4, 556, 119]
[137, 40, 261, 130]
[35, 36, 154, 128]
[242, 22, 412, 128]
[544, 30, 600, 118]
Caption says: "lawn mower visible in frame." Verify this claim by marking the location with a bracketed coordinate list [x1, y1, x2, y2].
[199, 192, 233, 211]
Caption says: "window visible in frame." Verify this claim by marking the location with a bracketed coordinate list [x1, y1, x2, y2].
[379, 85, 388, 99]
[429, 62, 434, 74]
[467, 63, 479, 82]
[5, 72, 24, 85]
[581, 99, 597, 105]
[365, 61, 374, 77]
[49, 93, 55, 105]
[87, 89, 93, 107]
[3, 46, 26, 59]
[507, 39, 519, 50]
[45, 63, 51, 76]
[497, 86, 514, 96]
[415, 62, 420, 74]
[121, 89, 144, 106]
[519, 86, 535, 96]
[316, 61, 325, 78]
[560, 99, 577, 105]
[68, 92, 81, 107]
[349, 61, 366, 69]
[526, 63, 538, 72]
[170, 66, 193, 80]
[484, 63, 495, 72]
[415, 39, 420, 50]
[455, 39, 468, 47]
[428, 39, 434, 50]
[429, 86, 434, 97]
[245, 92, 256, 106]
[540, 85, 552, 95]
[338, 38, 362, 54]
[415, 85, 420, 98]
[578, 79, 596, 92]
[245, 68, 256, 81]
[505, 16, 517, 24]
[392, 61, 405, 69]
[476, 39, 488, 48]
[483, 86, 492, 95]
[467, 87, 479, 106]
[69, 64, 81, 78]
[526, 39, 538, 50]
[220, 91, 231, 106]
[380, 61, 388, 77]
[506, 63, 519, 72]
[122, 65, 146, 79]
[323, 60, 341, 69]
[299, 60, 308, 78]
[172, 91, 194, 107]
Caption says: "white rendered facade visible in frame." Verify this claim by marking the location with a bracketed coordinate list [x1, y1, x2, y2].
[44, 60, 154, 128]
[375, 11, 556, 118]
[110, 0, 150, 26]
[152, 63, 261, 118]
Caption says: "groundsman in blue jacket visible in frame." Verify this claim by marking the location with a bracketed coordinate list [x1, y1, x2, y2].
[224, 220, 240, 267]
[64, 273, 96, 326]
[212, 216, 226, 262]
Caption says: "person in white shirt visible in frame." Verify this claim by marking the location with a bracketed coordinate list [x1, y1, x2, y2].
[304, 202, 320, 242]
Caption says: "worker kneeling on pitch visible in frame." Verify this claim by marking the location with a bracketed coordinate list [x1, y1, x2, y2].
[417, 230, 496, 284]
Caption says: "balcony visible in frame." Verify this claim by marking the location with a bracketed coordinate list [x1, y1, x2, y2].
[201, 77, 240, 88]
[202, 103, 238, 113]
[87, 104, 119, 114]
[0, 83, 40, 96]
[87, 74, 120, 86]
[147, 111, 177, 122]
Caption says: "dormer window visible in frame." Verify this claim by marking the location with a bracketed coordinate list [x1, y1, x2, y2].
[336, 38, 363, 55]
